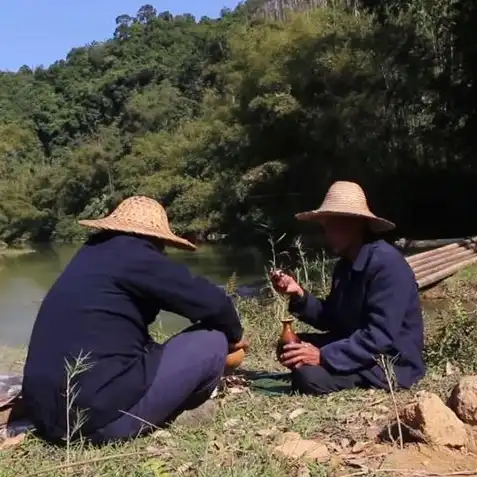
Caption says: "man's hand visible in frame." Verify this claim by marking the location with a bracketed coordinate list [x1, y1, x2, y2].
[229, 338, 249, 353]
[280, 342, 320, 369]
[270, 270, 304, 297]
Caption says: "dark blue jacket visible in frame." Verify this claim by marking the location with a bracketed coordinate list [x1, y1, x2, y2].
[289, 239, 425, 388]
[22, 233, 243, 439]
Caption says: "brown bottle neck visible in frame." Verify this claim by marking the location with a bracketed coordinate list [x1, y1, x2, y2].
[281, 321, 299, 343]
[283, 322, 293, 333]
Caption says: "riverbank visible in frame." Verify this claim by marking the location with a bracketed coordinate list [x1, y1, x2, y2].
[1, 266, 477, 476]
[0, 248, 35, 258]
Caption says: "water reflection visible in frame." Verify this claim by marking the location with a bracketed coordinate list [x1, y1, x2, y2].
[0, 244, 264, 347]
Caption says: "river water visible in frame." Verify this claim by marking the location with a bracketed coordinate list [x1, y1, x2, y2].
[0, 244, 265, 348]
[0, 241, 449, 350]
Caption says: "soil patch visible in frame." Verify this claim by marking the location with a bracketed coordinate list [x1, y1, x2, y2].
[379, 443, 477, 475]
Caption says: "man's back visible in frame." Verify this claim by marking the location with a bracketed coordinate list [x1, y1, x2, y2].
[23, 232, 243, 441]
[23, 234, 164, 439]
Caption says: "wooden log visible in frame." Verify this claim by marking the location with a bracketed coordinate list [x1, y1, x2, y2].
[414, 254, 476, 280]
[414, 249, 477, 275]
[408, 245, 476, 270]
[406, 236, 477, 265]
[409, 248, 476, 272]
[409, 247, 477, 273]
[412, 247, 477, 276]
[417, 256, 477, 289]
[407, 244, 461, 265]
[396, 238, 465, 250]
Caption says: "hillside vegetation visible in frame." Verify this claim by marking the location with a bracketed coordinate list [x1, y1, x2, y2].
[0, 1, 476, 245]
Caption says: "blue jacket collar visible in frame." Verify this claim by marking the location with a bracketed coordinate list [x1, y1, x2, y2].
[352, 240, 382, 272]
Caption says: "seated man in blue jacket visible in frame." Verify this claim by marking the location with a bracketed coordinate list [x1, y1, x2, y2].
[272, 181, 425, 395]
[22, 196, 247, 443]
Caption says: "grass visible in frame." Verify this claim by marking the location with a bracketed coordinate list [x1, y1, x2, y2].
[1, 254, 477, 476]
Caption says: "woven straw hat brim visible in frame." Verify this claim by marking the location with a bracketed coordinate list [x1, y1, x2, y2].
[78, 217, 196, 251]
[295, 209, 395, 233]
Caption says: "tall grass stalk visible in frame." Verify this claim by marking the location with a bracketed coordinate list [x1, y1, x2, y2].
[265, 234, 333, 322]
[294, 236, 309, 288]
[292, 236, 332, 295]
[64, 351, 94, 466]
[378, 354, 403, 450]
[266, 233, 289, 322]
[319, 253, 332, 294]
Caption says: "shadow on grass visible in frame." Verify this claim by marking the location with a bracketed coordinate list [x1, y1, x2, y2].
[242, 369, 293, 396]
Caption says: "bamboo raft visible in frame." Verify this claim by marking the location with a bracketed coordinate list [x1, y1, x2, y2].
[406, 236, 477, 289]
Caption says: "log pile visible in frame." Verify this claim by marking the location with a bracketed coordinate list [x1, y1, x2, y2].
[406, 237, 477, 289]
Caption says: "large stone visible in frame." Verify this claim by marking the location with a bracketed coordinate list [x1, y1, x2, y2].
[448, 376, 477, 425]
[174, 400, 217, 428]
[401, 391, 467, 448]
[0, 407, 12, 427]
[273, 432, 330, 463]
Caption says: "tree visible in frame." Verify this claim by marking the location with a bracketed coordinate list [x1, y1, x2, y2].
[114, 14, 133, 39]
[0, 2, 476, 244]
[137, 4, 157, 24]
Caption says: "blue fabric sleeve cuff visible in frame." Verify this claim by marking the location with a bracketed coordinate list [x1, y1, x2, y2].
[288, 292, 324, 328]
[288, 292, 308, 314]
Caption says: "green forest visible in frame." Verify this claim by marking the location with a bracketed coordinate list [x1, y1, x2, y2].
[0, 0, 476, 246]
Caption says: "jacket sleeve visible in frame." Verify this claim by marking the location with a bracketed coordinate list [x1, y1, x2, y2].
[288, 292, 332, 331]
[118, 243, 243, 344]
[288, 264, 342, 331]
[320, 255, 415, 373]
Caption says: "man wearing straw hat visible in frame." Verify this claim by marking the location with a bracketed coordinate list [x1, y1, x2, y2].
[272, 181, 425, 395]
[22, 196, 247, 443]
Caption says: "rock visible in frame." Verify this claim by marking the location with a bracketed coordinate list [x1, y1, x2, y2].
[0, 407, 12, 428]
[174, 400, 217, 428]
[448, 376, 477, 425]
[0, 433, 25, 450]
[401, 391, 467, 448]
[274, 432, 330, 463]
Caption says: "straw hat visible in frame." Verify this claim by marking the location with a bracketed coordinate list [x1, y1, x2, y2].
[78, 196, 196, 251]
[295, 181, 395, 233]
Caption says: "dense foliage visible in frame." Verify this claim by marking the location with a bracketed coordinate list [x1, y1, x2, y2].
[0, 1, 476, 245]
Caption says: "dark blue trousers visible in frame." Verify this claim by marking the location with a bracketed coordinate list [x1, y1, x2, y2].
[90, 327, 228, 443]
[291, 333, 370, 395]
